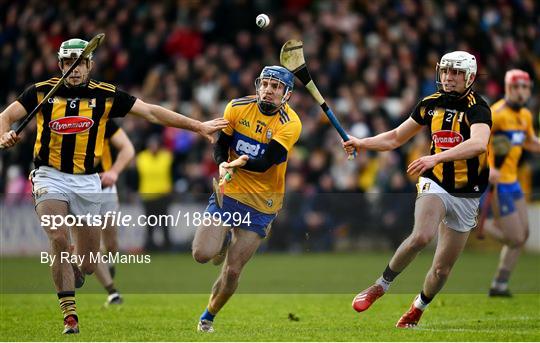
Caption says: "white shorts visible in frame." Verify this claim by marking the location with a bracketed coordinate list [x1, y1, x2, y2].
[417, 177, 480, 232]
[30, 166, 101, 217]
[101, 184, 119, 215]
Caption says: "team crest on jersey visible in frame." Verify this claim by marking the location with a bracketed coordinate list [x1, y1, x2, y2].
[49, 117, 94, 135]
[432, 130, 464, 149]
[266, 129, 272, 140]
[88, 98, 96, 108]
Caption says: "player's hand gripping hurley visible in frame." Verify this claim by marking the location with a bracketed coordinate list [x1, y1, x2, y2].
[0, 33, 106, 149]
[280, 39, 356, 160]
[212, 155, 249, 208]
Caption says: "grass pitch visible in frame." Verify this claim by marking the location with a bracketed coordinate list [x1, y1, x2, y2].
[1, 252, 539, 341]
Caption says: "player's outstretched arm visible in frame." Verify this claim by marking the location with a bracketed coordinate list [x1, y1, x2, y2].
[407, 123, 490, 176]
[128, 99, 228, 143]
[100, 129, 136, 188]
[343, 117, 423, 154]
[0, 102, 28, 148]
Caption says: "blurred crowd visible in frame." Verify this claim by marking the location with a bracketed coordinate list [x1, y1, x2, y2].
[1, 0, 538, 251]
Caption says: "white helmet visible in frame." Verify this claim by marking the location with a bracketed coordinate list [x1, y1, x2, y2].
[436, 51, 477, 91]
[58, 38, 91, 60]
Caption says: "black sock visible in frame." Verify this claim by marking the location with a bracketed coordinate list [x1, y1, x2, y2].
[105, 284, 117, 295]
[382, 265, 400, 283]
[420, 291, 433, 305]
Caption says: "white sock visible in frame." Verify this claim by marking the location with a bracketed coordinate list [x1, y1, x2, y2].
[375, 276, 391, 292]
[491, 280, 508, 291]
[413, 294, 429, 311]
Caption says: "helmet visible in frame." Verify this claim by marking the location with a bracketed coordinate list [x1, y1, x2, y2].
[504, 69, 531, 86]
[255, 66, 294, 115]
[58, 38, 91, 60]
[436, 51, 477, 93]
[258, 66, 294, 91]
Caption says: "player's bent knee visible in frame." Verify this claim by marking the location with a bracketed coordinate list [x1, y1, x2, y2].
[80, 260, 96, 275]
[192, 249, 212, 264]
[409, 232, 433, 250]
[47, 230, 70, 248]
[432, 266, 451, 280]
[515, 232, 528, 247]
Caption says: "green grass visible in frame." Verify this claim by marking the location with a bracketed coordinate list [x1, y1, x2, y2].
[1, 252, 539, 341]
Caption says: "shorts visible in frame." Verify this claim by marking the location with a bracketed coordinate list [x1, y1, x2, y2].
[205, 194, 276, 238]
[480, 181, 523, 217]
[30, 166, 101, 217]
[417, 177, 480, 232]
[101, 184, 119, 215]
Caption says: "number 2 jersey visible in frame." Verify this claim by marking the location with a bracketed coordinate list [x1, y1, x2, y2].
[222, 96, 302, 214]
[16, 78, 136, 174]
[410, 91, 492, 197]
[489, 99, 536, 184]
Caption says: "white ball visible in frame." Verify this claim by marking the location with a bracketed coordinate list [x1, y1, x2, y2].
[256, 14, 270, 28]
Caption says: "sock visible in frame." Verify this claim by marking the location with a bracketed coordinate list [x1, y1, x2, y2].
[376, 265, 400, 292]
[200, 308, 215, 322]
[105, 284, 117, 295]
[414, 291, 433, 310]
[58, 291, 77, 320]
[382, 265, 400, 282]
[376, 277, 391, 292]
[492, 269, 510, 290]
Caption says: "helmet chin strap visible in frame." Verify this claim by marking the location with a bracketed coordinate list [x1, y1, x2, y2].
[257, 100, 280, 115]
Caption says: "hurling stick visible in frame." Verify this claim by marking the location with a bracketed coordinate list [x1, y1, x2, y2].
[280, 39, 355, 159]
[11, 33, 105, 139]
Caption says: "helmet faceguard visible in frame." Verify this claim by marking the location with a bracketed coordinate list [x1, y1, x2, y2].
[58, 38, 92, 87]
[255, 66, 294, 115]
[436, 51, 477, 98]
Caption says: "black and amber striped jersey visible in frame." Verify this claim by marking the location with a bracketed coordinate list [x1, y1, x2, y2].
[95, 120, 121, 173]
[410, 91, 492, 197]
[16, 78, 136, 174]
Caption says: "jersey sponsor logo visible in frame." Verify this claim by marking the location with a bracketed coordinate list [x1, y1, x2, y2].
[49, 117, 94, 135]
[510, 131, 525, 145]
[432, 130, 464, 149]
[236, 139, 265, 157]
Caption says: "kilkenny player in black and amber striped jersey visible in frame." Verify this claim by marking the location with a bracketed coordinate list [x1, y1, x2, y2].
[410, 90, 491, 196]
[0, 37, 227, 335]
[344, 51, 492, 328]
[16, 78, 135, 174]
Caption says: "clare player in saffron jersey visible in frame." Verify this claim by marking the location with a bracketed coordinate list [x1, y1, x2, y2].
[481, 69, 540, 297]
[192, 66, 302, 333]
